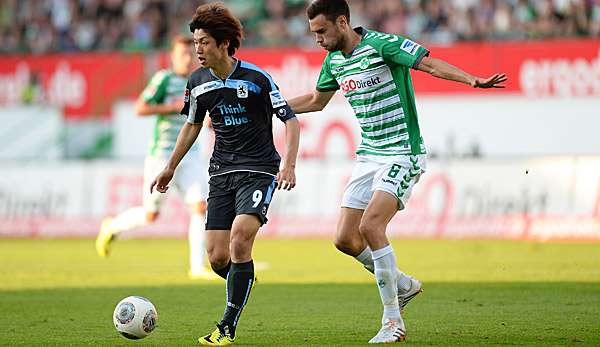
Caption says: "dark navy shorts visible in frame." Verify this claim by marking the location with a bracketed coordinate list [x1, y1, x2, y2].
[205, 171, 277, 230]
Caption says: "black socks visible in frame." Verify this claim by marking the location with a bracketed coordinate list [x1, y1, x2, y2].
[221, 260, 255, 337]
[212, 261, 231, 280]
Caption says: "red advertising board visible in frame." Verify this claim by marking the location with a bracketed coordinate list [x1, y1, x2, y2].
[237, 39, 600, 97]
[411, 39, 600, 96]
[0, 53, 144, 119]
[0, 40, 597, 119]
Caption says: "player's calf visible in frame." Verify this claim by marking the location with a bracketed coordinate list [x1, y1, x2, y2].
[333, 237, 366, 257]
[208, 253, 231, 280]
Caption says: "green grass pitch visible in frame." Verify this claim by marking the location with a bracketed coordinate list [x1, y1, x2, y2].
[1, 238, 599, 346]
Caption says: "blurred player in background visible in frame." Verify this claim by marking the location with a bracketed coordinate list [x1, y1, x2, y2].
[95, 35, 218, 280]
[289, 0, 507, 343]
[151, 3, 300, 346]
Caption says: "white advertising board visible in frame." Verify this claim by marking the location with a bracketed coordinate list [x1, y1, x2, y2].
[1, 158, 598, 240]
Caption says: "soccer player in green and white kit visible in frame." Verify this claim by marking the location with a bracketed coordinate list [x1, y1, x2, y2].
[288, 0, 507, 343]
[96, 35, 218, 280]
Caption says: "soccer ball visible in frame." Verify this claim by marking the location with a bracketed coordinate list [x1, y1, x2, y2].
[113, 296, 158, 339]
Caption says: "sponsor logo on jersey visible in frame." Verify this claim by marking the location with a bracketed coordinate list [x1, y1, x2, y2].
[381, 178, 399, 186]
[400, 39, 420, 55]
[217, 102, 251, 126]
[340, 76, 382, 93]
[217, 102, 246, 115]
[199, 80, 223, 94]
[237, 82, 248, 98]
[223, 115, 250, 126]
[277, 108, 287, 117]
[183, 88, 190, 102]
[269, 90, 287, 108]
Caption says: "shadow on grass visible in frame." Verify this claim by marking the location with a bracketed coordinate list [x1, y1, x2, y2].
[1, 282, 599, 346]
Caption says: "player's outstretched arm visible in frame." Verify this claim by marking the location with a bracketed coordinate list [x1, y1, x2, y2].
[288, 90, 336, 114]
[277, 117, 300, 191]
[416, 56, 507, 88]
[151, 122, 202, 194]
[135, 97, 184, 116]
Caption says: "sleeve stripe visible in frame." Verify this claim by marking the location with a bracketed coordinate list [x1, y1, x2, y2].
[316, 86, 339, 92]
[188, 88, 199, 123]
[240, 61, 277, 90]
[412, 49, 430, 69]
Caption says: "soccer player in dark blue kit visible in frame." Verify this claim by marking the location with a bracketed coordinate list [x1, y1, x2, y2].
[150, 3, 300, 346]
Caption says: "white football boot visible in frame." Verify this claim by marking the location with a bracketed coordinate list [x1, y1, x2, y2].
[398, 277, 422, 311]
[368, 317, 406, 344]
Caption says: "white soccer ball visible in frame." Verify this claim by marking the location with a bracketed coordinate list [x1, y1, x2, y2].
[113, 296, 158, 339]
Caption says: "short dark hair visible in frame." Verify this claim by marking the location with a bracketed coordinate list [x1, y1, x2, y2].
[306, 0, 350, 23]
[189, 2, 244, 56]
[170, 34, 193, 51]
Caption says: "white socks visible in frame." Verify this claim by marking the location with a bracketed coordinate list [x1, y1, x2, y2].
[355, 246, 375, 272]
[109, 206, 148, 234]
[372, 245, 401, 321]
[355, 246, 413, 292]
[110, 207, 207, 274]
[188, 213, 207, 273]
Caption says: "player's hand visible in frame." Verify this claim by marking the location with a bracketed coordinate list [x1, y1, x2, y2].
[150, 168, 174, 194]
[472, 73, 507, 88]
[276, 166, 296, 191]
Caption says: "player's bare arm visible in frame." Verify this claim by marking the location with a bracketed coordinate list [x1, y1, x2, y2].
[151, 122, 202, 193]
[135, 97, 184, 116]
[287, 89, 335, 114]
[416, 56, 508, 88]
[277, 117, 300, 190]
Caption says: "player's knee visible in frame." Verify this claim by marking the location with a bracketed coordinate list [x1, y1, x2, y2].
[207, 250, 229, 269]
[145, 212, 159, 222]
[229, 236, 252, 258]
[333, 236, 360, 256]
[358, 219, 380, 239]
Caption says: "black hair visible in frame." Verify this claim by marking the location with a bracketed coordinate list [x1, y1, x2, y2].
[306, 0, 350, 23]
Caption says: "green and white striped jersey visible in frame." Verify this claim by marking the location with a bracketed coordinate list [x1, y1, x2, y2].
[316, 27, 429, 156]
[141, 69, 198, 158]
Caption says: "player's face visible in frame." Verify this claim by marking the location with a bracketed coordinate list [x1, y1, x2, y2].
[171, 42, 194, 76]
[193, 29, 229, 69]
[309, 14, 346, 52]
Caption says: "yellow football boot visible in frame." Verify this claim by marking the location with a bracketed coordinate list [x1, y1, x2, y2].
[95, 217, 115, 258]
[198, 324, 234, 346]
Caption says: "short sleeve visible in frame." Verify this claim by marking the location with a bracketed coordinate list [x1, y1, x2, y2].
[141, 70, 168, 103]
[316, 55, 339, 92]
[259, 75, 296, 123]
[379, 35, 429, 69]
[182, 80, 207, 124]
[270, 85, 296, 123]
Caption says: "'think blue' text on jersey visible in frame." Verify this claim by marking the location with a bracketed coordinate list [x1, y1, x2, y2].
[181, 59, 296, 176]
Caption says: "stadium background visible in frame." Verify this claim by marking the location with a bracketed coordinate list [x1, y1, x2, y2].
[1, 0, 599, 240]
[1, 1, 600, 346]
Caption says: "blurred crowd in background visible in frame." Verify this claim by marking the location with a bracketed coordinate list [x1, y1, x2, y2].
[1, 0, 599, 54]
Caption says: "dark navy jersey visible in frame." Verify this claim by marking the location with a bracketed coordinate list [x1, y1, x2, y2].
[181, 59, 296, 177]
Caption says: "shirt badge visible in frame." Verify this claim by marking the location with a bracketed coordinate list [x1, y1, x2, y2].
[237, 82, 248, 98]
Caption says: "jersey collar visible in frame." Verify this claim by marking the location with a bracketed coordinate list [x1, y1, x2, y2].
[209, 58, 239, 81]
[354, 26, 368, 37]
[342, 27, 368, 58]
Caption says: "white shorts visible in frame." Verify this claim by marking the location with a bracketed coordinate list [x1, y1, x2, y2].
[341, 154, 427, 210]
[143, 152, 209, 213]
